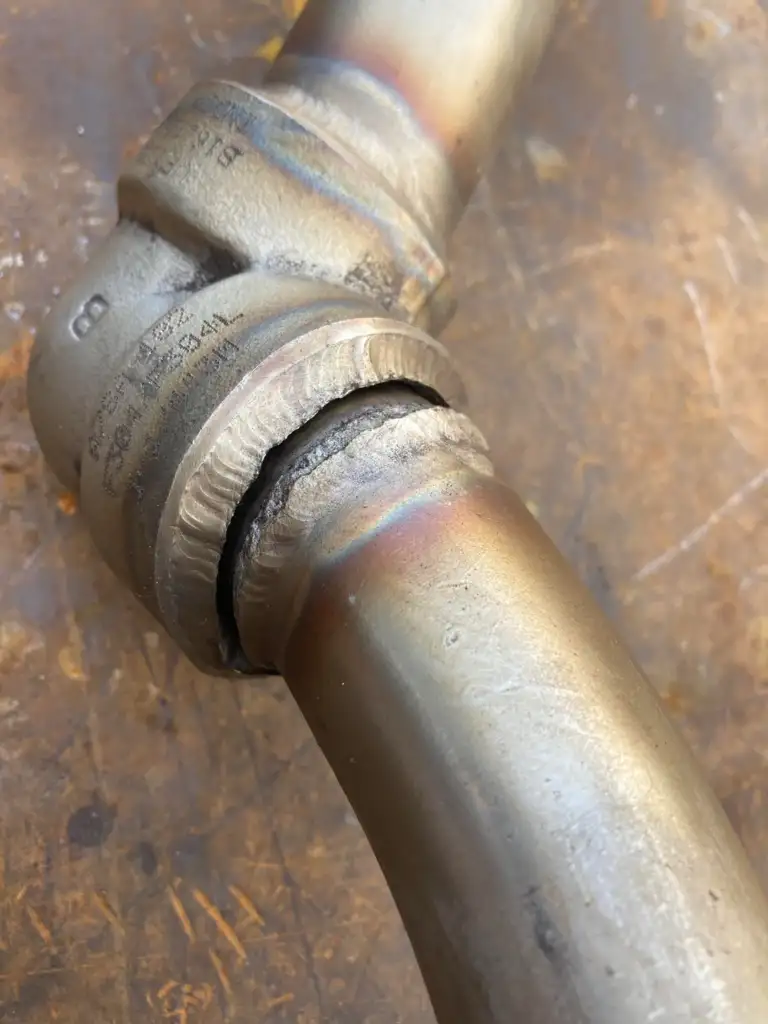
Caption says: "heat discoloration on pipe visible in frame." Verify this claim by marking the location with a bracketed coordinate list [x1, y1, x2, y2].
[272, 0, 559, 200]
[236, 410, 768, 1022]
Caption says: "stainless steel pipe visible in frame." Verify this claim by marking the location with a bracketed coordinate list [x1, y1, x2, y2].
[234, 402, 768, 1024]
[27, 0, 768, 1020]
[270, 0, 558, 213]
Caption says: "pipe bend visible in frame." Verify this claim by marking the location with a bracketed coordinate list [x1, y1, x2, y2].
[233, 404, 768, 1024]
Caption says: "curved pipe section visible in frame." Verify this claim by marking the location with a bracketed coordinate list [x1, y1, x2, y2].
[244, 445, 768, 1023]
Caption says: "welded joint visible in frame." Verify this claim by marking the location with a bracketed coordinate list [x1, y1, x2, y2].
[234, 404, 493, 671]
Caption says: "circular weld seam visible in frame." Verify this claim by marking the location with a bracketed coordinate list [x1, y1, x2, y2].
[234, 407, 493, 673]
[154, 321, 463, 671]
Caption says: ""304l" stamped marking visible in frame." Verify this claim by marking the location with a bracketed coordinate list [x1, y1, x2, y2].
[88, 309, 245, 498]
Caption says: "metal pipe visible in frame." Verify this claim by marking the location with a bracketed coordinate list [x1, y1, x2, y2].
[27, 0, 768, 1019]
[273, 0, 555, 198]
[267, 0, 559, 234]
[234, 406, 768, 1024]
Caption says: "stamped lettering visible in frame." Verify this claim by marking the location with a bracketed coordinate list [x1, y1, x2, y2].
[218, 144, 243, 169]
[153, 149, 180, 177]
[194, 126, 244, 170]
[88, 307, 246, 496]
[71, 294, 109, 339]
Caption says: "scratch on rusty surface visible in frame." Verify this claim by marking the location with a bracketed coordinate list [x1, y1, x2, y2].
[682, 279, 756, 456]
[93, 890, 123, 934]
[228, 884, 266, 929]
[477, 178, 524, 289]
[633, 465, 768, 581]
[528, 240, 617, 279]
[683, 282, 733, 421]
[208, 948, 233, 998]
[0, 949, 169, 983]
[26, 905, 53, 948]
[192, 888, 247, 961]
[57, 614, 88, 683]
[183, 13, 207, 51]
[265, 993, 295, 1010]
[476, 177, 540, 337]
[715, 235, 740, 284]
[167, 886, 196, 942]
[231, 682, 326, 1015]
[737, 206, 766, 253]
[349, 920, 384, 1006]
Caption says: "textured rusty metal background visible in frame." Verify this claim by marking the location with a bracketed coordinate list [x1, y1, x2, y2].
[1, 0, 767, 1020]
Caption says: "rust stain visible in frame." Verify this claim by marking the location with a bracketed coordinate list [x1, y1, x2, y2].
[121, 133, 150, 163]
[228, 884, 266, 929]
[661, 683, 694, 717]
[57, 615, 88, 682]
[56, 491, 78, 516]
[157, 980, 179, 1001]
[155, 981, 214, 1023]
[649, 0, 668, 18]
[0, 619, 43, 672]
[167, 886, 196, 942]
[57, 644, 86, 682]
[0, 331, 32, 381]
[191, 888, 247, 961]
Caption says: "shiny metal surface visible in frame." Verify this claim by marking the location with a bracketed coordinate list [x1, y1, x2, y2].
[10, 0, 768, 1019]
[235, 403, 768, 1023]
[234, 407, 492, 671]
[270, 0, 559, 222]
[27, 0, 557, 672]
[28, 0, 559, 501]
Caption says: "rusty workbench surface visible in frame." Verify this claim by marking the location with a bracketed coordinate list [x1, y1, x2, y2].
[1, 0, 767, 1020]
